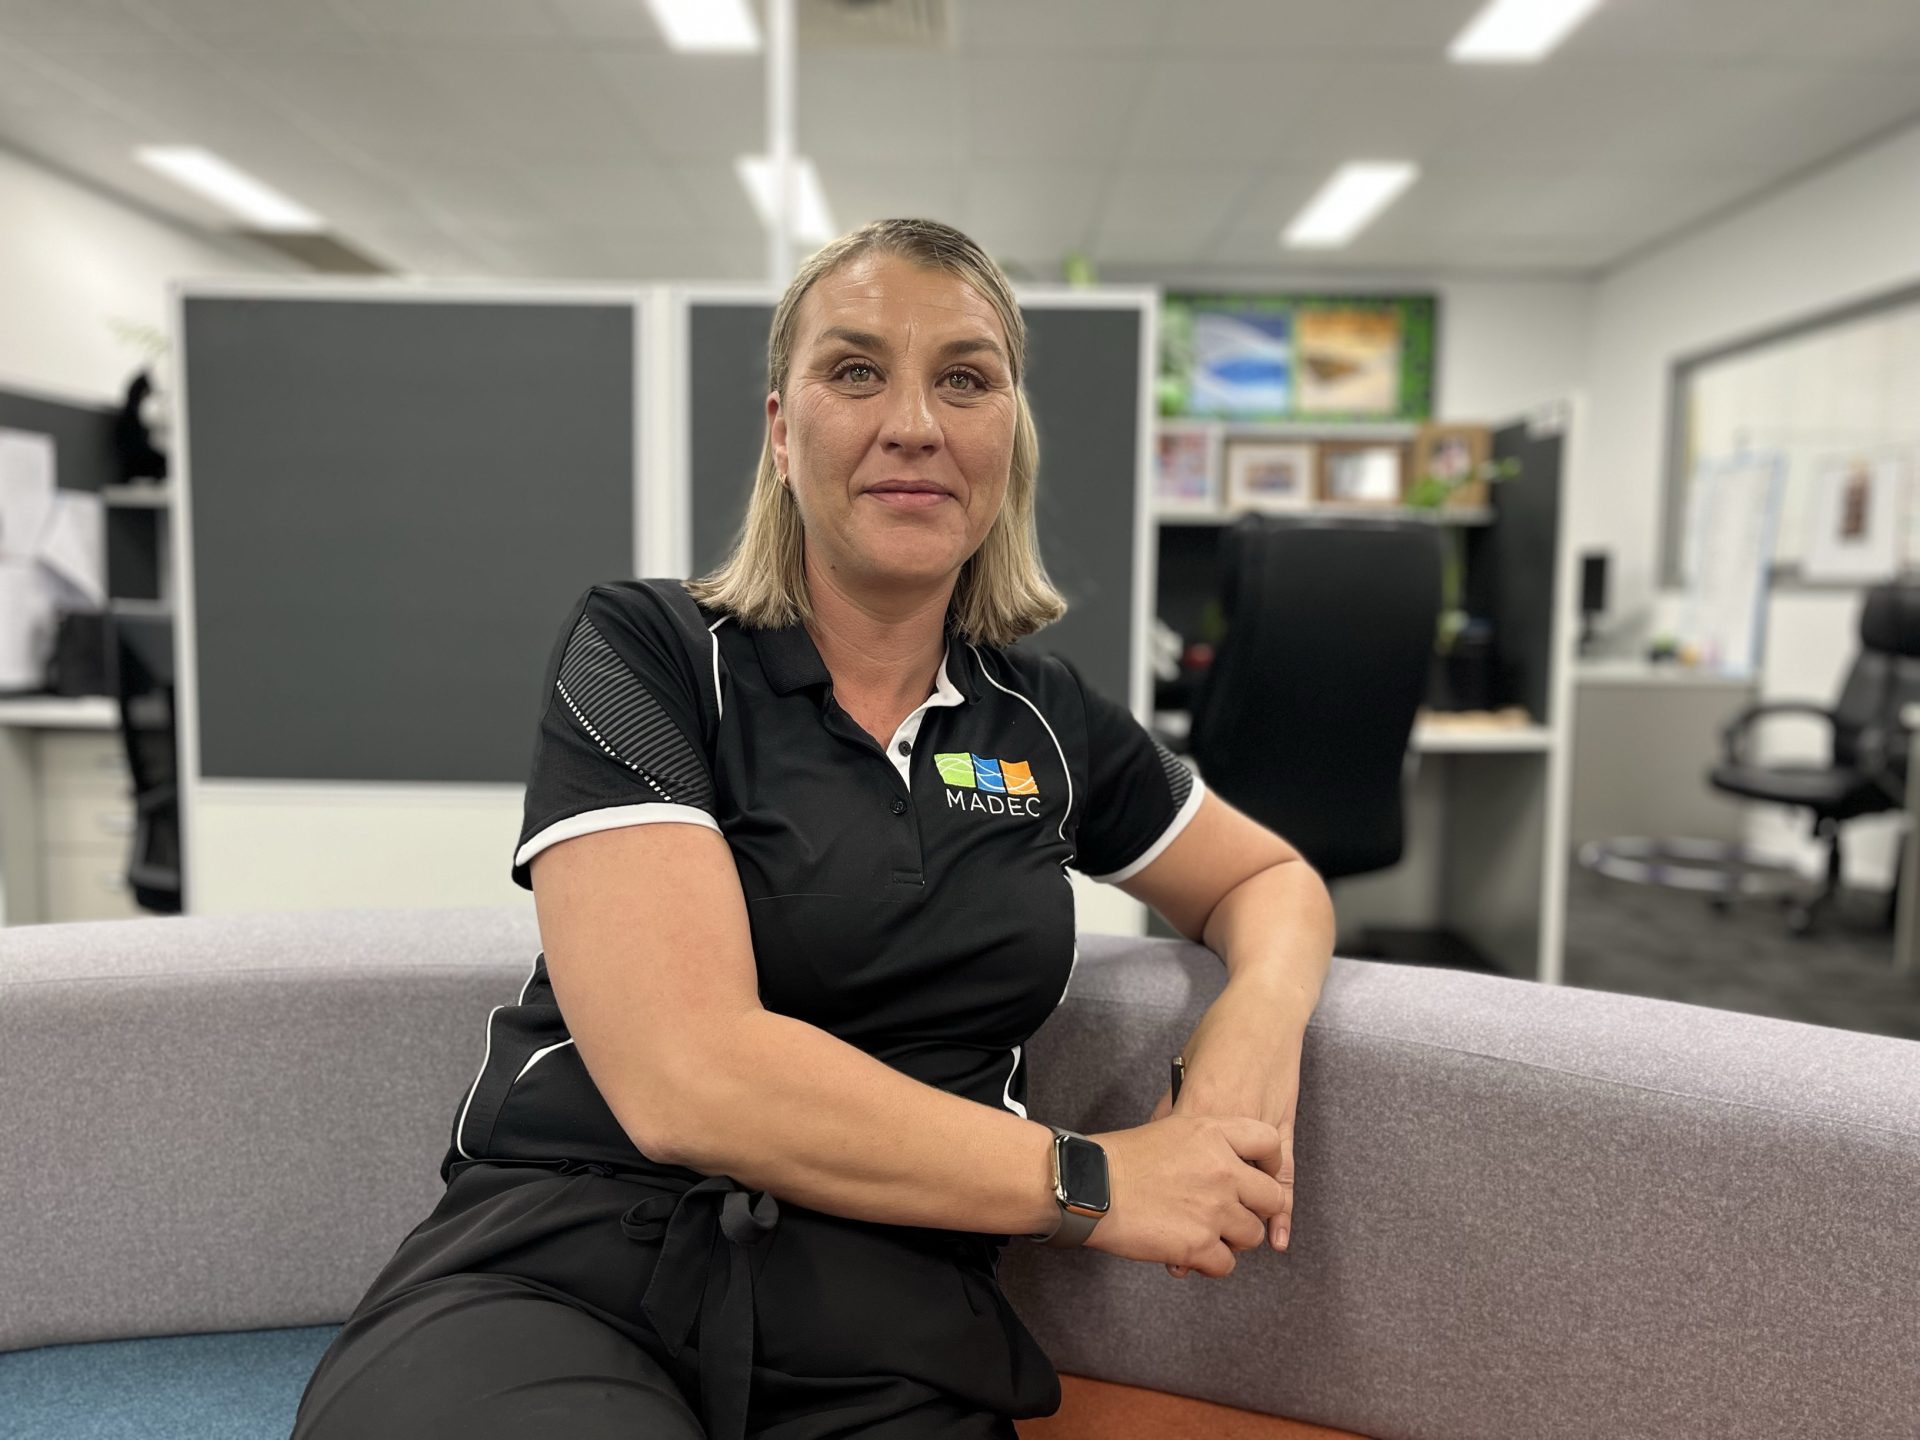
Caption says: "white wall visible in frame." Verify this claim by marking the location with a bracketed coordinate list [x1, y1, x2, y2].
[1578, 116, 1920, 890]
[1579, 116, 1920, 635]
[0, 144, 294, 404]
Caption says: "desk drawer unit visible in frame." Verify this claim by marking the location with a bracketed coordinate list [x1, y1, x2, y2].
[37, 730, 132, 792]
[33, 731, 145, 923]
[41, 789, 137, 849]
[41, 846, 146, 922]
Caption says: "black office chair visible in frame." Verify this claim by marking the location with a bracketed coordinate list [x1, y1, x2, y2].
[1709, 581, 1920, 936]
[110, 616, 182, 914]
[1189, 513, 1442, 881]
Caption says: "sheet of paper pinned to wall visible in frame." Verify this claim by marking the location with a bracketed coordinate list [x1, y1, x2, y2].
[1680, 451, 1786, 679]
[0, 427, 57, 562]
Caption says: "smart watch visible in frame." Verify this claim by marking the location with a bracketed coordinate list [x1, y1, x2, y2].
[1027, 1125, 1110, 1247]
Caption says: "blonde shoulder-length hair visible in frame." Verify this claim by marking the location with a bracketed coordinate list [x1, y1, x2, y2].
[684, 217, 1067, 649]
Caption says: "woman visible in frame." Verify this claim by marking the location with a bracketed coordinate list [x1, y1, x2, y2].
[291, 218, 1334, 1440]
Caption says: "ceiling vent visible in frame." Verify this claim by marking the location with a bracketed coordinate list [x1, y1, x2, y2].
[798, 0, 952, 50]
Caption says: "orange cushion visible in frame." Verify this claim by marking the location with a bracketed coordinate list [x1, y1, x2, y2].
[1016, 1373, 1375, 1440]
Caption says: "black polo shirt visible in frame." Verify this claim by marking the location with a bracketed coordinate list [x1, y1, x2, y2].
[443, 578, 1205, 1182]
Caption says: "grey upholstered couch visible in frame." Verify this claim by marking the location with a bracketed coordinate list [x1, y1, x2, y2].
[3, 906, 1917, 1439]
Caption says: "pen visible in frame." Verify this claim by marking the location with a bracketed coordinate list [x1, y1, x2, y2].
[1171, 1054, 1184, 1104]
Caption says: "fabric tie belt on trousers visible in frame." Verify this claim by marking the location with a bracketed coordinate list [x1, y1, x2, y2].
[619, 1172, 781, 1440]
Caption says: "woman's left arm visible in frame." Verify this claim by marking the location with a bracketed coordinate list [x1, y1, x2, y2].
[1117, 788, 1337, 1268]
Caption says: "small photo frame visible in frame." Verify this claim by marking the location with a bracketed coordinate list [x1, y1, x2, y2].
[1317, 441, 1408, 508]
[1224, 440, 1317, 512]
[1154, 425, 1219, 512]
[1413, 423, 1492, 507]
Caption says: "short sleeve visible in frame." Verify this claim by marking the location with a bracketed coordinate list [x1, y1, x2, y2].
[1058, 655, 1207, 883]
[511, 583, 719, 890]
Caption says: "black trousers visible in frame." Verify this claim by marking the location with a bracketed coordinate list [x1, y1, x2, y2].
[290, 1161, 1061, 1440]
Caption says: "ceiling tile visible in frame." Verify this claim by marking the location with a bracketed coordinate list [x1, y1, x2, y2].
[407, 48, 645, 160]
[962, 164, 1105, 266]
[965, 56, 1147, 162]
[0, 0, 171, 54]
[546, 0, 671, 46]
[510, 155, 697, 229]
[1093, 167, 1251, 257]
[821, 164, 964, 233]
[1154, 0, 1449, 55]
[593, 51, 764, 160]
[954, 0, 1168, 54]
[1121, 59, 1332, 165]
[330, 0, 569, 43]
[797, 52, 965, 164]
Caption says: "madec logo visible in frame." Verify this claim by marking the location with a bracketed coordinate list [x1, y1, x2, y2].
[934, 752, 1042, 818]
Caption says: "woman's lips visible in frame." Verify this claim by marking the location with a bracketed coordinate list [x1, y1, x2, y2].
[865, 488, 949, 509]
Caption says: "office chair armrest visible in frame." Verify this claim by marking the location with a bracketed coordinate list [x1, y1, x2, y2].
[1718, 700, 1838, 765]
[1854, 720, 1914, 805]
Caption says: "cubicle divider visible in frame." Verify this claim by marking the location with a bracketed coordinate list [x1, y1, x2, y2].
[1326, 394, 1583, 983]
[172, 283, 654, 914]
[171, 280, 1157, 926]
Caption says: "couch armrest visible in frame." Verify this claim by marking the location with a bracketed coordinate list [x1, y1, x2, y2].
[1003, 933, 1920, 1440]
[0, 907, 537, 1352]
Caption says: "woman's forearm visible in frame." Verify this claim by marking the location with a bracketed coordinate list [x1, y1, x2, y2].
[1202, 858, 1334, 1024]
[642, 1009, 1062, 1237]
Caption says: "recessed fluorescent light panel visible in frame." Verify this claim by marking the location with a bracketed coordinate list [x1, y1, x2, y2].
[736, 156, 836, 245]
[646, 0, 760, 52]
[135, 147, 324, 231]
[1282, 162, 1418, 249]
[1450, 0, 1604, 62]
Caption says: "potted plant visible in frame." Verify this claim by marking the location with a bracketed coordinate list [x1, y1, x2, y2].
[1403, 454, 1520, 710]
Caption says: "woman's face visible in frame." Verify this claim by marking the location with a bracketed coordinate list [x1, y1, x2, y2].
[770, 253, 1016, 605]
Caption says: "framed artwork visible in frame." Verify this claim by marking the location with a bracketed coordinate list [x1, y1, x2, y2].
[1160, 292, 1435, 422]
[1294, 307, 1402, 417]
[1154, 425, 1219, 512]
[1802, 453, 1907, 582]
[1413, 423, 1492, 507]
[1318, 442, 1408, 508]
[1224, 440, 1316, 512]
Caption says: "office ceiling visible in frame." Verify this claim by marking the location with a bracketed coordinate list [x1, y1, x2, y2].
[2, 0, 1918, 282]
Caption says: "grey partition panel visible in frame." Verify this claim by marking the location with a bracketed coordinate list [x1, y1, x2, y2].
[687, 300, 1141, 707]
[1467, 420, 1563, 724]
[689, 301, 774, 577]
[183, 296, 636, 783]
[1019, 306, 1140, 704]
[0, 389, 117, 494]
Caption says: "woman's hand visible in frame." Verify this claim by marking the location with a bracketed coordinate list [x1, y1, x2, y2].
[1081, 1115, 1285, 1277]
[1151, 975, 1306, 1277]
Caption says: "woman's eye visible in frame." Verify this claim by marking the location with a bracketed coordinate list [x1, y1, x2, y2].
[831, 362, 987, 392]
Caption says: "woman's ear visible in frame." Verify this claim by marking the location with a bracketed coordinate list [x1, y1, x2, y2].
[767, 391, 787, 480]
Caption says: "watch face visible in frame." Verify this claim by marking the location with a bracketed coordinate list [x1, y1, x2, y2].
[1058, 1135, 1110, 1212]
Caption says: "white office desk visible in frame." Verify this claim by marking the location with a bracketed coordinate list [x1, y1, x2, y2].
[1153, 708, 1565, 981]
[1153, 710, 1552, 754]
[0, 695, 140, 926]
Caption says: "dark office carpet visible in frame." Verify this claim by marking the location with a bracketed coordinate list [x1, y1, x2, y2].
[1560, 859, 1920, 1043]
[1145, 864, 1920, 1042]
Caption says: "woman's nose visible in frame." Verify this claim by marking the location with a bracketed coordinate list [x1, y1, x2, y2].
[879, 378, 941, 454]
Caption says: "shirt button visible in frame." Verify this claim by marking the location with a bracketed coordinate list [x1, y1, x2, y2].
[897, 739, 912, 756]
[890, 798, 907, 815]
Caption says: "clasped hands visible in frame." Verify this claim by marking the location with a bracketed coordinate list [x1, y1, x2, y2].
[1146, 975, 1304, 1279]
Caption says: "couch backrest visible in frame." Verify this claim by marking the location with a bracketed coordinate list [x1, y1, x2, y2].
[4, 909, 1917, 1440]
